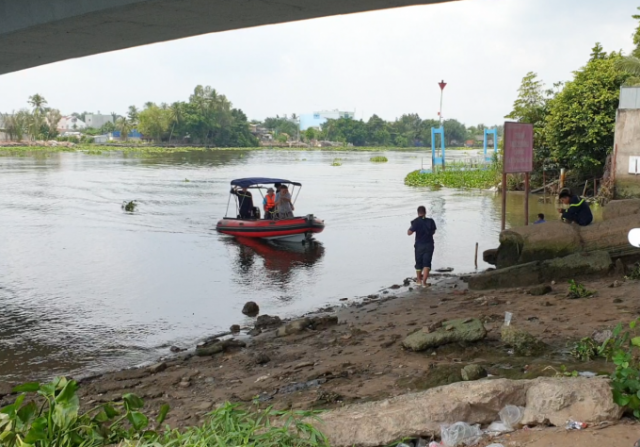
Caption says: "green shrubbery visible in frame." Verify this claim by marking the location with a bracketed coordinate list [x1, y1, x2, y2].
[0, 378, 329, 447]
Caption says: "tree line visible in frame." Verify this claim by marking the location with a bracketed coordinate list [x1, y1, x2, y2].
[261, 114, 503, 147]
[1, 94, 62, 141]
[505, 7, 640, 183]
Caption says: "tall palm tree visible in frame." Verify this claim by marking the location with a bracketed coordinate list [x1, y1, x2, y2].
[27, 94, 47, 140]
[616, 57, 640, 86]
[117, 117, 132, 141]
[168, 102, 182, 142]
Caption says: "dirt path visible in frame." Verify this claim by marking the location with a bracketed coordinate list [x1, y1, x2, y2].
[3, 274, 639, 444]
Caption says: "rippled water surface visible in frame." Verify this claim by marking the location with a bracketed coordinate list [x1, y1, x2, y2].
[0, 149, 558, 380]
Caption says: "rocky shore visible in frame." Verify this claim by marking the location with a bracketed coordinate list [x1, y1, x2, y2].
[1, 273, 639, 446]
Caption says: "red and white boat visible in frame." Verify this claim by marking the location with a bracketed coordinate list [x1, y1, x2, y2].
[216, 177, 325, 242]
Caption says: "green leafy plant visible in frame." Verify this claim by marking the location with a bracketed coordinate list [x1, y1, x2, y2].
[0, 377, 169, 447]
[330, 158, 342, 167]
[625, 262, 640, 280]
[600, 318, 640, 417]
[567, 279, 595, 299]
[369, 156, 388, 162]
[122, 201, 137, 213]
[570, 337, 600, 361]
[146, 402, 329, 447]
[544, 365, 579, 378]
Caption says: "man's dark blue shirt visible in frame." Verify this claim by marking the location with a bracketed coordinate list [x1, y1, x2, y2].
[410, 216, 437, 246]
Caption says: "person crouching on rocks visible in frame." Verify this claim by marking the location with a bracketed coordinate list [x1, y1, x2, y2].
[407, 205, 437, 288]
[558, 190, 593, 226]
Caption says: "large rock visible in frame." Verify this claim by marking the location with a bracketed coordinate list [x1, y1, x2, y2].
[522, 378, 623, 427]
[468, 251, 612, 290]
[495, 222, 581, 269]
[316, 378, 621, 447]
[255, 315, 282, 329]
[242, 301, 260, 317]
[501, 325, 546, 356]
[276, 318, 311, 337]
[402, 319, 487, 351]
[602, 199, 640, 221]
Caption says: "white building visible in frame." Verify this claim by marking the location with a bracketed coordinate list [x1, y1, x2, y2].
[300, 109, 355, 130]
[85, 113, 114, 129]
[58, 116, 87, 132]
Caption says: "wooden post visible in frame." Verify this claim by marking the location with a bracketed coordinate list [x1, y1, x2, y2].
[474, 242, 479, 269]
[524, 172, 530, 226]
[501, 172, 507, 231]
[560, 168, 566, 190]
[594, 178, 597, 197]
[582, 180, 589, 197]
[543, 170, 546, 203]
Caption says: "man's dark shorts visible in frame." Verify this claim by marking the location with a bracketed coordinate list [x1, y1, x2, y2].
[415, 243, 434, 270]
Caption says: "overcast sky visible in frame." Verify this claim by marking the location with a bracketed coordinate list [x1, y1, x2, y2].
[0, 0, 637, 126]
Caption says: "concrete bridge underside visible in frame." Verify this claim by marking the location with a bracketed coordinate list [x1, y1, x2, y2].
[0, 0, 453, 75]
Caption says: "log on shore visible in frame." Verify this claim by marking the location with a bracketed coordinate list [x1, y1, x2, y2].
[487, 199, 640, 269]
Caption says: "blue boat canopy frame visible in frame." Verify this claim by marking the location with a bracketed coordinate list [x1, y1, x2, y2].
[230, 178, 302, 188]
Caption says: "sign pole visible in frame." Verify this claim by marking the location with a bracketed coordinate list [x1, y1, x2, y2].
[502, 121, 534, 232]
[501, 172, 507, 231]
[524, 172, 530, 225]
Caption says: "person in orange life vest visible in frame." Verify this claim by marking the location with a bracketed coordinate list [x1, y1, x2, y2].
[263, 187, 276, 219]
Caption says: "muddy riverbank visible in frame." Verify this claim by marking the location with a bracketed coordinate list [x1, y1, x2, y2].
[1, 272, 635, 428]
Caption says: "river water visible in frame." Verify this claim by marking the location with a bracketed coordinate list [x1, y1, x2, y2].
[0, 149, 561, 381]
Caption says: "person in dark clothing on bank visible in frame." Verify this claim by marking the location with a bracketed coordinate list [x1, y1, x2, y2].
[231, 186, 254, 219]
[558, 190, 593, 226]
[407, 205, 437, 288]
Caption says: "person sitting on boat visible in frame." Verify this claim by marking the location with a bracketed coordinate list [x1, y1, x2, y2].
[231, 186, 254, 219]
[263, 187, 276, 219]
[276, 184, 295, 218]
[558, 190, 592, 226]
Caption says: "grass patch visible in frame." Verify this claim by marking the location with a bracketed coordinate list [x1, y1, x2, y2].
[136, 402, 330, 447]
[370, 156, 388, 163]
[404, 162, 500, 189]
[567, 279, 596, 299]
[1, 377, 329, 447]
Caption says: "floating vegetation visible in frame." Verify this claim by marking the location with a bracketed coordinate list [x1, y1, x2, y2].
[122, 200, 138, 212]
[405, 162, 500, 189]
[370, 156, 388, 163]
[331, 158, 342, 166]
[184, 178, 190, 182]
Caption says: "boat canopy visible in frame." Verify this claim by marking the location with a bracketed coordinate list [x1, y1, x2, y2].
[230, 178, 302, 188]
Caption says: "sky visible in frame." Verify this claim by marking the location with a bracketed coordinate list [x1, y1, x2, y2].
[0, 0, 638, 126]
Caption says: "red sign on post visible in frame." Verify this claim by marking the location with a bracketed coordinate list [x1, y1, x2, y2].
[503, 122, 534, 173]
[501, 122, 534, 230]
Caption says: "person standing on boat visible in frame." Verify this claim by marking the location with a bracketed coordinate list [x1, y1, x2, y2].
[231, 186, 254, 219]
[407, 205, 437, 288]
[263, 187, 276, 219]
[276, 184, 295, 219]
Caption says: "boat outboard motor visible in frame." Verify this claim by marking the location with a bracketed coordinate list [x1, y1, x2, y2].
[629, 229, 640, 248]
[306, 214, 315, 222]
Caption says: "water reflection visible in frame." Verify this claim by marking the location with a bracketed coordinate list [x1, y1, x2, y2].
[224, 237, 325, 288]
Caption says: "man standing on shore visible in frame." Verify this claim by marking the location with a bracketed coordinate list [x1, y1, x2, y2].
[407, 206, 437, 288]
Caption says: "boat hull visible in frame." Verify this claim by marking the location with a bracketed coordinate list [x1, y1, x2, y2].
[216, 215, 325, 241]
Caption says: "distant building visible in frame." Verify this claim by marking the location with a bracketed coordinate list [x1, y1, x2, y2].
[58, 116, 87, 131]
[300, 110, 355, 131]
[110, 130, 143, 141]
[614, 86, 640, 198]
[85, 113, 114, 129]
[0, 115, 8, 141]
